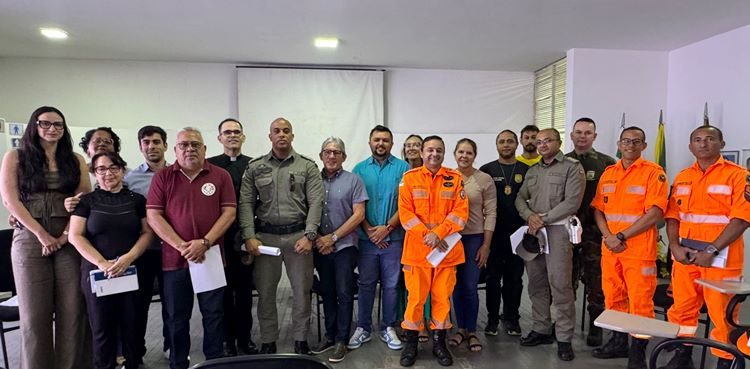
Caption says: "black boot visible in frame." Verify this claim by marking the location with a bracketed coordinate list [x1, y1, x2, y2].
[716, 358, 733, 369]
[587, 322, 603, 347]
[657, 344, 695, 369]
[627, 337, 648, 369]
[592, 331, 629, 358]
[400, 330, 419, 367]
[432, 329, 453, 366]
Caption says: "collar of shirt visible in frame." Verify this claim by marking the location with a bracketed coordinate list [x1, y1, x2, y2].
[366, 154, 393, 167]
[322, 168, 343, 180]
[541, 151, 566, 167]
[571, 149, 598, 160]
[171, 160, 211, 174]
[690, 155, 728, 173]
[265, 149, 298, 163]
[135, 161, 169, 173]
[419, 165, 449, 178]
[616, 156, 645, 172]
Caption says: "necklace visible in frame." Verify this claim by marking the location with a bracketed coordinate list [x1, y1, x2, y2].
[499, 161, 517, 196]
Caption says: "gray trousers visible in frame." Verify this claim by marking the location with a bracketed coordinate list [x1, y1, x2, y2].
[11, 229, 93, 369]
[254, 230, 314, 343]
[525, 224, 576, 343]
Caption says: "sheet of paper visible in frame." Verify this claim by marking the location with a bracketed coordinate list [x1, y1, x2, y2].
[90, 266, 139, 297]
[425, 233, 462, 267]
[189, 245, 227, 293]
[259, 245, 281, 256]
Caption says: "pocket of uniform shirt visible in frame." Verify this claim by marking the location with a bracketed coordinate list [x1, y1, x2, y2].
[548, 174, 565, 200]
[706, 184, 732, 212]
[255, 175, 274, 201]
[289, 171, 308, 199]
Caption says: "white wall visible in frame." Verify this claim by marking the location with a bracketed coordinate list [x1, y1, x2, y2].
[387, 68, 534, 168]
[566, 48, 669, 159]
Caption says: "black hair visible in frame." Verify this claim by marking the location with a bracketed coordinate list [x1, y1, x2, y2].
[496, 129, 518, 142]
[690, 125, 724, 142]
[369, 124, 393, 139]
[218, 118, 243, 132]
[137, 125, 167, 142]
[90, 151, 128, 174]
[574, 117, 597, 130]
[520, 125, 539, 135]
[620, 126, 646, 140]
[18, 106, 80, 194]
[421, 135, 445, 150]
[79, 127, 121, 154]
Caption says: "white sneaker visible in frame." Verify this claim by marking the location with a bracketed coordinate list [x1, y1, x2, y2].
[347, 327, 372, 350]
[380, 327, 403, 350]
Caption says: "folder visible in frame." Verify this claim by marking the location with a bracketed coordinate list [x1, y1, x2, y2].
[89, 266, 139, 297]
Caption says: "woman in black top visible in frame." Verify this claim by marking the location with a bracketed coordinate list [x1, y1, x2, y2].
[69, 151, 153, 369]
[0, 106, 92, 369]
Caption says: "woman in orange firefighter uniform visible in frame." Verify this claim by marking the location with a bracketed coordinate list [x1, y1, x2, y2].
[398, 135, 469, 367]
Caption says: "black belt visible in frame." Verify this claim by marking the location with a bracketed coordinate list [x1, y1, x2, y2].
[256, 222, 306, 235]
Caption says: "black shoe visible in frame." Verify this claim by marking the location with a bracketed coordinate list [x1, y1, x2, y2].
[400, 330, 419, 367]
[328, 342, 347, 363]
[431, 329, 453, 367]
[716, 358, 733, 369]
[657, 344, 695, 369]
[259, 342, 277, 354]
[484, 320, 499, 336]
[238, 340, 259, 355]
[223, 342, 238, 357]
[311, 340, 336, 355]
[627, 338, 648, 369]
[294, 340, 312, 355]
[586, 325, 603, 347]
[520, 331, 554, 346]
[502, 320, 522, 337]
[592, 331, 629, 359]
[557, 342, 575, 361]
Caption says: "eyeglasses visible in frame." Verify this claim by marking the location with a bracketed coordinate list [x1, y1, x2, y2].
[534, 138, 558, 146]
[404, 142, 422, 149]
[619, 138, 644, 146]
[176, 141, 203, 150]
[221, 129, 242, 136]
[94, 165, 122, 175]
[36, 120, 64, 130]
[92, 138, 114, 146]
[322, 150, 344, 157]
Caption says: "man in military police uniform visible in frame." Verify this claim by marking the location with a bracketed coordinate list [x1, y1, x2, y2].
[565, 117, 616, 347]
[515, 128, 585, 361]
[238, 117, 324, 355]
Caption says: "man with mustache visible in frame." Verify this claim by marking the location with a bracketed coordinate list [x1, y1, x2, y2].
[238, 118, 324, 355]
[516, 125, 541, 166]
[207, 119, 258, 356]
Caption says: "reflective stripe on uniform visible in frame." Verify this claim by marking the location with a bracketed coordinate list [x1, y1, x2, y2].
[678, 212, 730, 224]
[707, 184, 732, 195]
[403, 217, 421, 230]
[604, 213, 641, 223]
[446, 213, 466, 227]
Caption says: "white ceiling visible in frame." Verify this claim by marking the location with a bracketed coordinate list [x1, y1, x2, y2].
[1, 0, 750, 71]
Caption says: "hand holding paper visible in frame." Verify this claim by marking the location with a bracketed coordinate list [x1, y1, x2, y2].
[425, 233, 462, 267]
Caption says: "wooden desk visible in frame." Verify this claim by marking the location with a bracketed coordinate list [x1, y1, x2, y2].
[695, 279, 750, 295]
[594, 309, 680, 338]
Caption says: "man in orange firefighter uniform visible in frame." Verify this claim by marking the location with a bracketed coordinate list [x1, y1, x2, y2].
[590, 126, 668, 368]
[398, 135, 468, 367]
[660, 125, 750, 369]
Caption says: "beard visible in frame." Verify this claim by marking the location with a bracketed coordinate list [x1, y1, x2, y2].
[524, 144, 536, 153]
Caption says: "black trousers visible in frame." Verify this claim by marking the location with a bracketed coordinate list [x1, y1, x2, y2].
[485, 230, 525, 324]
[135, 249, 169, 357]
[223, 230, 255, 347]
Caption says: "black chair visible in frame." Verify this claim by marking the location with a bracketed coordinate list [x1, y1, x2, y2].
[0, 229, 19, 369]
[191, 353, 334, 369]
[653, 282, 713, 368]
[650, 337, 745, 369]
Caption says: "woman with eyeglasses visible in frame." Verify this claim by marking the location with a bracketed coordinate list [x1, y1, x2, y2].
[68, 151, 153, 369]
[0, 106, 93, 369]
[449, 138, 497, 352]
[401, 134, 423, 169]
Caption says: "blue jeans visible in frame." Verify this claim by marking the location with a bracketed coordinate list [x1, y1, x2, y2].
[314, 246, 358, 343]
[163, 268, 224, 369]
[357, 239, 403, 332]
[453, 234, 483, 331]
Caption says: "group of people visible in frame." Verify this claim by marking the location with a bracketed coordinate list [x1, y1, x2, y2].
[1, 106, 749, 369]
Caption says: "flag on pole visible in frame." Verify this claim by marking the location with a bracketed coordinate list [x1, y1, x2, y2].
[615, 112, 625, 159]
[654, 110, 669, 277]
[703, 102, 710, 126]
[655, 110, 666, 170]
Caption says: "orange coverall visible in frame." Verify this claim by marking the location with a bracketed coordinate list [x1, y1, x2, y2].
[591, 157, 668, 318]
[399, 166, 468, 331]
[665, 157, 750, 359]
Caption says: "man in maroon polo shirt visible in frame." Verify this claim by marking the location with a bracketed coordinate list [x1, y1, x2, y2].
[147, 127, 236, 369]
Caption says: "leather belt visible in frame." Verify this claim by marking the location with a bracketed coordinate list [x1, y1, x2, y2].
[256, 222, 306, 235]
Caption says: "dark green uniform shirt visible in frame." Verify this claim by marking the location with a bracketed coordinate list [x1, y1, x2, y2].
[565, 149, 616, 239]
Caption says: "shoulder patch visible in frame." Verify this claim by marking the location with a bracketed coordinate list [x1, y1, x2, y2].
[248, 156, 265, 164]
[565, 157, 580, 164]
[658, 174, 666, 182]
[405, 167, 421, 174]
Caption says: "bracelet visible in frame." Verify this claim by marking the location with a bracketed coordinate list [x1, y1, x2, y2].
[385, 224, 394, 232]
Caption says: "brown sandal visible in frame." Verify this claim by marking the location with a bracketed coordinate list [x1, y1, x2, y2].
[449, 331, 466, 347]
[467, 334, 483, 352]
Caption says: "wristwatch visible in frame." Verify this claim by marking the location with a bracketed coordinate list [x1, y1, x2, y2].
[305, 231, 318, 241]
[331, 233, 338, 243]
[201, 238, 210, 247]
[616, 232, 627, 242]
[704, 245, 720, 256]
[385, 224, 394, 233]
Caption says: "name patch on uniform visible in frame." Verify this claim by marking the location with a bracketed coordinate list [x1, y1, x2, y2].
[602, 184, 616, 194]
[443, 175, 454, 181]
[443, 182, 454, 187]
[586, 170, 596, 181]
[202, 183, 216, 196]
[707, 184, 732, 195]
[514, 174, 523, 183]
